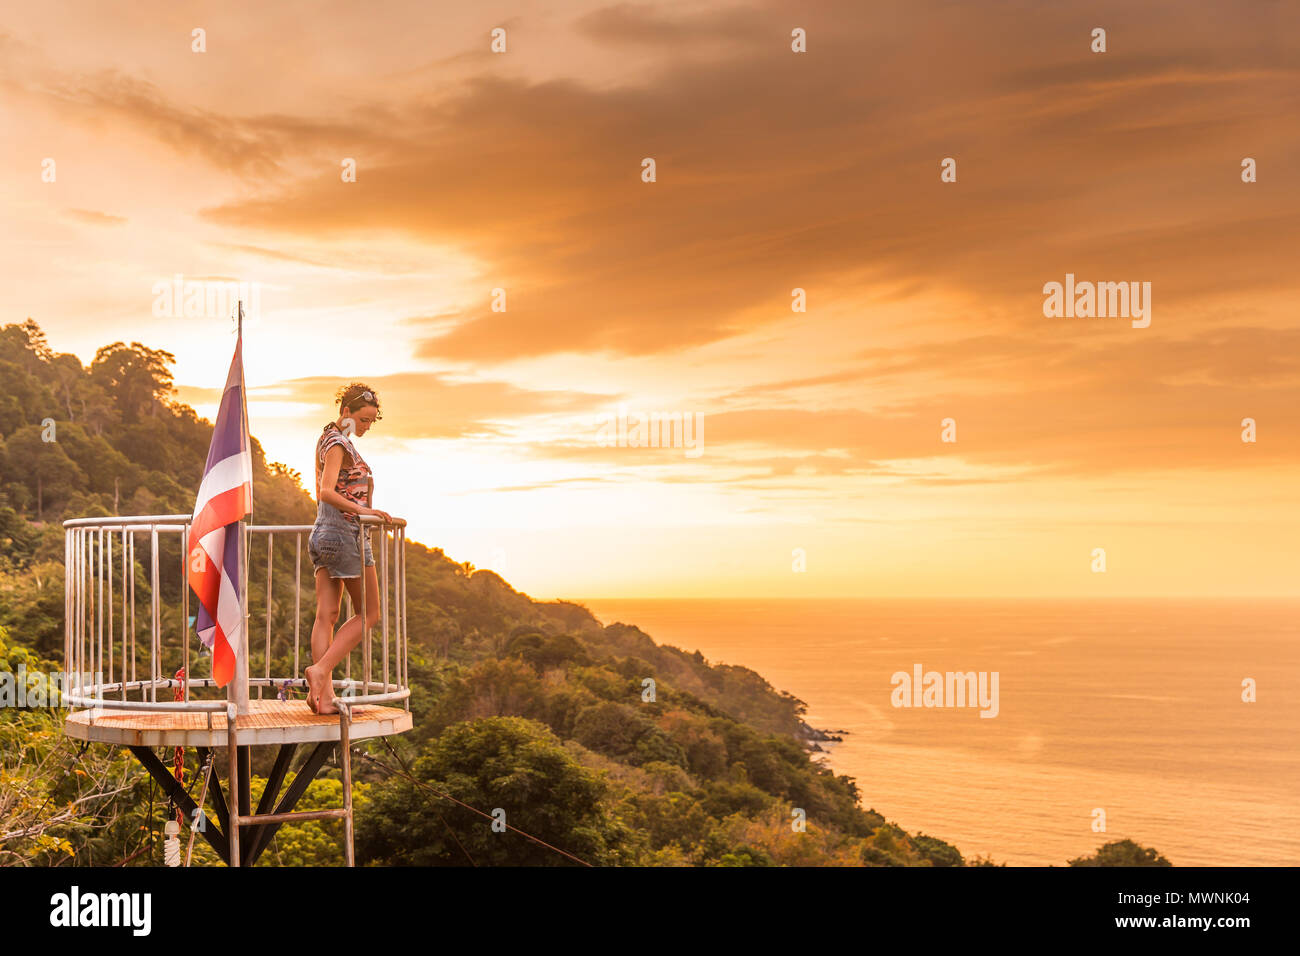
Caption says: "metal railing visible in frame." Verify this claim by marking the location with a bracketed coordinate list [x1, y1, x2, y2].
[61, 513, 410, 718]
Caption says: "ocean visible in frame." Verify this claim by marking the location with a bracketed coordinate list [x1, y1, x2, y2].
[576, 598, 1300, 866]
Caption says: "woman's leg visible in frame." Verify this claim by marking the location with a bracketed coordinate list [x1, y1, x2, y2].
[305, 569, 343, 708]
[311, 568, 344, 663]
[311, 564, 380, 714]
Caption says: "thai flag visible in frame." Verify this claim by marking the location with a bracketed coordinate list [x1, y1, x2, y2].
[187, 329, 254, 688]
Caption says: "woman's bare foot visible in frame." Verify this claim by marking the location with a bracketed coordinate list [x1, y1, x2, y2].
[304, 664, 336, 715]
[319, 674, 339, 715]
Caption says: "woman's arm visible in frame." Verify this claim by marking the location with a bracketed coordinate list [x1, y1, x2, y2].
[318, 445, 362, 514]
[318, 444, 392, 522]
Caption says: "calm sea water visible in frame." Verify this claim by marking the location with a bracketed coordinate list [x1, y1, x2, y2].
[577, 598, 1300, 866]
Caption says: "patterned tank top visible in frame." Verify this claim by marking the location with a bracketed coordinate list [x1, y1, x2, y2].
[315, 422, 371, 525]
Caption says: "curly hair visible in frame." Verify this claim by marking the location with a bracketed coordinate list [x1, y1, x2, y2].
[335, 382, 382, 421]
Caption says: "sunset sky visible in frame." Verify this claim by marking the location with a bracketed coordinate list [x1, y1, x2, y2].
[3, 0, 1297, 598]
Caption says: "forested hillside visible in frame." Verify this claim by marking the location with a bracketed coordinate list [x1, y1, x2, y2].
[0, 318, 1155, 867]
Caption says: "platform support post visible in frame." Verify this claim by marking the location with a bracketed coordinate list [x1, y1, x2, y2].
[238, 746, 251, 821]
[227, 703, 241, 867]
[339, 702, 355, 867]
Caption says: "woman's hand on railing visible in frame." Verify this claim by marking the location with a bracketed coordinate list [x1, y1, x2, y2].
[361, 506, 393, 525]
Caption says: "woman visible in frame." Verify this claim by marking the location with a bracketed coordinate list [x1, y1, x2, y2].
[303, 383, 392, 714]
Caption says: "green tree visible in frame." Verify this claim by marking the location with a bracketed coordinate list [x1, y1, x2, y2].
[572, 701, 648, 757]
[1068, 838, 1171, 867]
[2, 426, 85, 518]
[357, 716, 628, 865]
[89, 341, 177, 424]
[913, 833, 964, 867]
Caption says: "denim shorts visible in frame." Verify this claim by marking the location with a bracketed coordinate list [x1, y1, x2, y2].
[308, 501, 374, 578]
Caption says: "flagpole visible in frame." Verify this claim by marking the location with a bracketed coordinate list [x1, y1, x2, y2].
[233, 301, 250, 716]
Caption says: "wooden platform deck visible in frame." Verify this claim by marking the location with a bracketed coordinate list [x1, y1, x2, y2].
[64, 698, 413, 747]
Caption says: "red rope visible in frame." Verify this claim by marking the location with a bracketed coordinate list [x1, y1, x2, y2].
[172, 667, 186, 826]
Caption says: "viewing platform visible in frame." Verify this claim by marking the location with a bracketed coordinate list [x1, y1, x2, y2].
[61, 512, 414, 865]
[63, 697, 412, 748]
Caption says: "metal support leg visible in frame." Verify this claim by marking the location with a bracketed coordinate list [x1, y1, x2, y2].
[227, 703, 241, 867]
[244, 741, 336, 863]
[340, 702, 354, 867]
[198, 746, 229, 837]
[238, 746, 252, 819]
[242, 743, 298, 867]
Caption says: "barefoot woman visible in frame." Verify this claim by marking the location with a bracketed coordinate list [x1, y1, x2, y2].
[304, 384, 392, 714]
